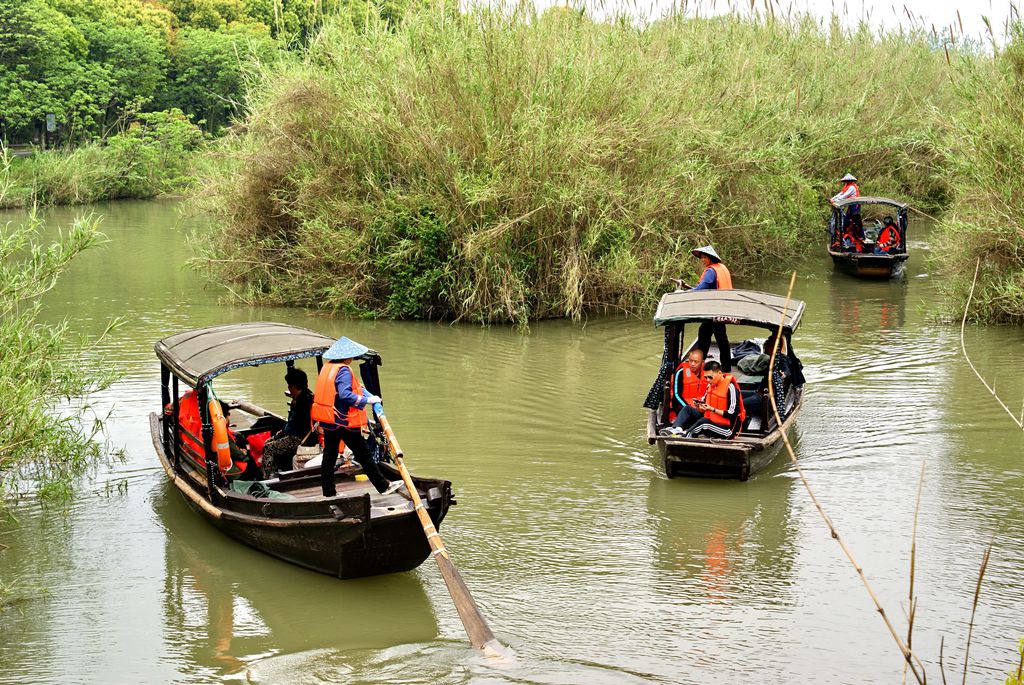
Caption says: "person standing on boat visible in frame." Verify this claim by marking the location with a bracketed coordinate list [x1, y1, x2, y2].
[261, 367, 316, 478]
[311, 337, 401, 498]
[831, 173, 862, 247]
[690, 245, 733, 373]
[685, 361, 745, 439]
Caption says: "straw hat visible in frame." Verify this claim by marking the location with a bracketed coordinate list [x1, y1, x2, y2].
[691, 245, 722, 263]
[840, 173, 858, 182]
[323, 336, 369, 361]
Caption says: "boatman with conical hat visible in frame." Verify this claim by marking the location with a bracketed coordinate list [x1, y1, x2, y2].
[690, 245, 733, 373]
[830, 173, 863, 247]
[311, 336, 402, 498]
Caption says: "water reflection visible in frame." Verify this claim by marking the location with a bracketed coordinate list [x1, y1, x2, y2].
[154, 484, 440, 682]
[647, 456, 798, 606]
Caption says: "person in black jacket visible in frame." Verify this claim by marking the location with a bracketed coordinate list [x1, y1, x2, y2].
[261, 368, 316, 477]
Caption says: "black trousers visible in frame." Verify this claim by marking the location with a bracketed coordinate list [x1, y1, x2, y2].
[321, 426, 390, 496]
[697, 322, 731, 373]
[671, 404, 702, 430]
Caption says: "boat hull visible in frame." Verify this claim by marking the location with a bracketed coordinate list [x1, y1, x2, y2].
[829, 250, 908, 279]
[151, 413, 450, 579]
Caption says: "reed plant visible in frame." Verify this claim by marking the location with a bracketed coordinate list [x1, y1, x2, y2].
[199, 4, 955, 324]
[0, 212, 119, 500]
[931, 22, 1024, 325]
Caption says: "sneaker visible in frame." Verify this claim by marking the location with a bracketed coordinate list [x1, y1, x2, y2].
[382, 480, 404, 495]
[658, 427, 683, 437]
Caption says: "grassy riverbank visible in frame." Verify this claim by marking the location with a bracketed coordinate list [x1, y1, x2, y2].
[0, 110, 205, 209]
[200, 7, 955, 324]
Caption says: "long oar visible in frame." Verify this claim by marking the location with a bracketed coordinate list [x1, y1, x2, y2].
[372, 403, 509, 658]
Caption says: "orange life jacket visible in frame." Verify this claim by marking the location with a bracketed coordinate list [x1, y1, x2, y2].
[709, 262, 732, 290]
[877, 225, 900, 251]
[672, 363, 708, 408]
[311, 362, 369, 430]
[173, 390, 203, 458]
[704, 374, 746, 431]
[842, 182, 860, 199]
[166, 390, 243, 472]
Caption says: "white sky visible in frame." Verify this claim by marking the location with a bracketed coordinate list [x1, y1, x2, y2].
[537, 0, 1019, 43]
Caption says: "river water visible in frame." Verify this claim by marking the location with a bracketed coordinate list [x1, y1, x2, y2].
[1, 201, 1022, 684]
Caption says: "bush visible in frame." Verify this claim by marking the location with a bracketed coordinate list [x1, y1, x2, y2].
[200, 6, 957, 324]
[0, 212, 118, 499]
[0, 109, 205, 207]
[931, 23, 1024, 325]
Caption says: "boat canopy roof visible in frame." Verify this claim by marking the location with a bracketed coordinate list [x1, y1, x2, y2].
[833, 196, 908, 210]
[155, 322, 379, 387]
[654, 289, 805, 330]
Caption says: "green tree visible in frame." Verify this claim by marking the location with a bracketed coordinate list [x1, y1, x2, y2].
[161, 25, 279, 132]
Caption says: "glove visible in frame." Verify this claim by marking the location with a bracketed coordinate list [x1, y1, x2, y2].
[364, 393, 382, 406]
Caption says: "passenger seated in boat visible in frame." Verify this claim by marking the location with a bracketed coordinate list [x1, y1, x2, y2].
[841, 217, 865, 253]
[261, 368, 316, 478]
[668, 348, 709, 431]
[741, 332, 789, 424]
[873, 216, 900, 254]
[684, 361, 746, 439]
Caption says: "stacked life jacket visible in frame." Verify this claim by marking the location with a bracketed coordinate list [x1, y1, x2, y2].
[704, 374, 746, 435]
[877, 224, 900, 252]
[166, 390, 243, 472]
[311, 362, 369, 431]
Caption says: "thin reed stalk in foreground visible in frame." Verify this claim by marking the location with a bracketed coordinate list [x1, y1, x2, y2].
[960, 258, 1024, 430]
[903, 461, 925, 685]
[767, 272, 927, 684]
[961, 540, 993, 685]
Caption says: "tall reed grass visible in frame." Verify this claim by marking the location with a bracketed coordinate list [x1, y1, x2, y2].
[201, 5, 954, 324]
[932, 23, 1024, 325]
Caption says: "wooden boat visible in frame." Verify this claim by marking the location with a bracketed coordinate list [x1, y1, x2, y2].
[644, 290, 806, 481]
[151, 322, 455, 579]
[827, 196, 910, 279]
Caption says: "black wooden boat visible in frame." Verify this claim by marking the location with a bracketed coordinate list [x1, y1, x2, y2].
[151, 322, 454, 579]
[827, 196, 910, 279]
[644, 290, 806, 481]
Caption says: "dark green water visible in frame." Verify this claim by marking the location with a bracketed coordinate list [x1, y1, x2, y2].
[1, 201, 1022, 684]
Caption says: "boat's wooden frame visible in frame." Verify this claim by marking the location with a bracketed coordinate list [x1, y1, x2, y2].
[151, 322, 454, 579]
[646, 290, 807, 481]
[827, 196, 910, 280]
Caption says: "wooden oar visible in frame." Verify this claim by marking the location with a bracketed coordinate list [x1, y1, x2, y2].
[372, 404, 509, 658]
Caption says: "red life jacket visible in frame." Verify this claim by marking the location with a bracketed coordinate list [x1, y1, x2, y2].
[877, 225, 900, 251]
[171, 390, 203, 458]
[842, 182, 860, 198]
[672, 362, 708, 409]
[704, 374, 746, 432]
[311, 362, 369, 430]
[841, 230, 864, 252]
[708, 262, 732, 290]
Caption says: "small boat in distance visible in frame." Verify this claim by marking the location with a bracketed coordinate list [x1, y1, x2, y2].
[827, 196, 910, 279]
[151, 322, 454, 579]
[644, 290, 806, 481]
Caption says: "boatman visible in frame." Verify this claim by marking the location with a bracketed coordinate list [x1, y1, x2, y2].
[311, 337, 402, 498]
[685, 360, 746, 439]
[831, 173, 862, 246]
[691, 245, 733, 373]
